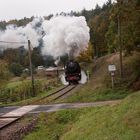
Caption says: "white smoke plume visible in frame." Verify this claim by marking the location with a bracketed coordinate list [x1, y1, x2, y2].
[0, 16, 90, 59]
[60, 73, 69, 86]
[54, 57, 60, 66]
[79, 70, 87, 84]
[42, 16, 90, 58]
[0, 17, 43, 50]
[60, 70, 87, 85]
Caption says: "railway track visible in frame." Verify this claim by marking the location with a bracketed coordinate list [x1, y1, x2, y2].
[52, 85, 77, 101]
[0, 116, 21, 130]
[33, 84, 77, 104]
[0, 85, 77, 131]
[0, 105, 39, 131]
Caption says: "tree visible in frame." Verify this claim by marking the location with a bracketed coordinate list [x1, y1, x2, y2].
[89, 10, 110, 57]
[105, 21, 118, 53]
[77, 42, 93, 62]
[9, 63, 24, 76]
[43, 55, 54, 67]
[110, 0, 140, 54]
[3, 48, 19, 64]
[94, 4, 101, 15]
[0, 21, 7, 30]
[32, 47, 45, 67]
[0, 60, 11, 88]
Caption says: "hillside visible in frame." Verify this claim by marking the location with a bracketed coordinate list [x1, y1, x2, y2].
[62, 92, 140, 140]
[24, 53, 140, 140]
[61, 91, 140, 140]
[57, 52, 140, 103]
[24, 91, 140, 140]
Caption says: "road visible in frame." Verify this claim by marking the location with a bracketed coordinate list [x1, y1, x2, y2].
[0, 100, 121, 116]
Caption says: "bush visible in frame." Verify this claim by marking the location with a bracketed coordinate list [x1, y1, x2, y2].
[0, 80, 44, 104]
[20, 73, 28, 80]
[9, 63, 24, 76]
[131, 54, 140, 78]
[0, 60, 11, 89]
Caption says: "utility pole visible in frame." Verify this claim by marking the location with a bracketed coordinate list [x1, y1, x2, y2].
[28, 40, 35, 96]
[118, 0, 123, 78]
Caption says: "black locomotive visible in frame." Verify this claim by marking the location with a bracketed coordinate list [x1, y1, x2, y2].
[65, 60, 81, 84]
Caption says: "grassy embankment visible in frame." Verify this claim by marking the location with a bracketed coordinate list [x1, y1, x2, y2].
[56, 52, 140, 103]
[24, 91, 140, 140]
[24, 53, 140, 140]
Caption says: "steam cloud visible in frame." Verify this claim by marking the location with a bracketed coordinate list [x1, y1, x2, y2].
[0, 16, 90, 59]
[60, 70, 88, 85]
[42, 16, 90, 58]
[0, 17, 43, 49]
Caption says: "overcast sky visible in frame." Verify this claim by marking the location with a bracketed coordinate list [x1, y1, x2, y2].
[0, 0, 109, 21]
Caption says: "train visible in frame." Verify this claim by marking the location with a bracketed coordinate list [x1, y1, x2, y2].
[65, 60, 81, 84]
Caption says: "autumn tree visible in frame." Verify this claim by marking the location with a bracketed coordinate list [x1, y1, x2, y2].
[77, 42, 93, 62]
[89, 12, 110, 57]
[108, 0, 140, 54]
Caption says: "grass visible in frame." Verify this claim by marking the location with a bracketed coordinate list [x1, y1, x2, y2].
[6, 80, 23, 88]
[24, 91, 140, 140]
[0, 77, 63, 106]
[6, 78, 46, 88]
[23, 109, 83, 140]
[57, 82, 131, 103]
[2, 84, 64, 106]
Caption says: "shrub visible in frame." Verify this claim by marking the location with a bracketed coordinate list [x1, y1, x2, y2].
[0, 80, 44, 104]
[9, 63, 24, 76]
[0, 60, 11, 89]
[131, 54, 140, 78]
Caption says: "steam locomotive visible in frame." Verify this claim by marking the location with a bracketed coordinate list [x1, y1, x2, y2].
[65, 60, 81, 84]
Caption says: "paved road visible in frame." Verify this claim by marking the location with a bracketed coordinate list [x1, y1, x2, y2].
[0, 106, 20, 116]
[0, 100, 121, 116]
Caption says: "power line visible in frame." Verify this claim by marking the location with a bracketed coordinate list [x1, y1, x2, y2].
[0, 40, 27, 44]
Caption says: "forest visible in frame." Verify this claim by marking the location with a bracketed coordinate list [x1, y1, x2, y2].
[0, 0, 140, 76]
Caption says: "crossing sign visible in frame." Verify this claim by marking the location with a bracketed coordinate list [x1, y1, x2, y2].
[108, 64, 116, 72]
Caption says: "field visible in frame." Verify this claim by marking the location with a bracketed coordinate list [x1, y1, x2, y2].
[0, 77, 62, 106]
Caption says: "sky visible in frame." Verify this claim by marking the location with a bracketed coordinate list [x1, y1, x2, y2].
[0, 0, 109, 21]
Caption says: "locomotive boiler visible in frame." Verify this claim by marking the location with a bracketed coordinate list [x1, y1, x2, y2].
[65, 60, 81, 84]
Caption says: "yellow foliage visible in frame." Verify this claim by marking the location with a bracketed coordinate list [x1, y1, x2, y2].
[77, 42, 93, 62]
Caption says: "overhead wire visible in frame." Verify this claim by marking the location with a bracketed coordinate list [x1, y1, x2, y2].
[0, 40, 27, 44]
